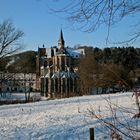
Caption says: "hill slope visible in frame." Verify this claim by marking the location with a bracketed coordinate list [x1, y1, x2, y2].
[0, 92, 137, 140]
[0, 51, 37, 73]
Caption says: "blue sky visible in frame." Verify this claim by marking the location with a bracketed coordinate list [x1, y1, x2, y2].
[0, 0, 140, 51]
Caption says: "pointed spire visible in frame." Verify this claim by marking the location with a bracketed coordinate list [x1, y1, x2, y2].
[59, 29, 64, 42]
[58, 28, 65, 49]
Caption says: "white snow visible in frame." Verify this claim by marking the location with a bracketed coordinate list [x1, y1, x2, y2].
[0, 92, 41, 101]
[0, 92, 139, 140]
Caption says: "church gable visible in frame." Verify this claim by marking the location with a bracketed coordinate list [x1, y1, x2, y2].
[36, 30, 85, 98]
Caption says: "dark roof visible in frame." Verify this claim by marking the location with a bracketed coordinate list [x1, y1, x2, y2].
[57, 48, 67, 55]
[58, 29, 65, 45]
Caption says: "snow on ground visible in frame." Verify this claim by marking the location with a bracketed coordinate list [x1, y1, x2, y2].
[0, 92, 41, 101]
[0, 92, 138, 140]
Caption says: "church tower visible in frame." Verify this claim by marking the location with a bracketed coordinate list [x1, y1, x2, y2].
[58, 29, 65, 49]
[37, 29, 80, 98]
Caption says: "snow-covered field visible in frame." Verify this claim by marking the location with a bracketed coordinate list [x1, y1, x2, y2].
[0, 92, 41, 101]
[0, 92, 138, 140]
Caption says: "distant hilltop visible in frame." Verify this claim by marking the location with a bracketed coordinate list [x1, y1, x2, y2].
[0, 51, 37, 73]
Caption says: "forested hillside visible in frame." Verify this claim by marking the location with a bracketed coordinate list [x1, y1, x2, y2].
[0, 51, 37, 73]
[78, 46, 140, 94]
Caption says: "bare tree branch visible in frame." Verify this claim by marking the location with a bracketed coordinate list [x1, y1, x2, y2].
[0, 19, 24, 58]
[87, 95, 140, 139]
[46, 0, 140, 44]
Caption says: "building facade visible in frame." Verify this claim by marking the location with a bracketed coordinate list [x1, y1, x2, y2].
[0, 72, 36, 93]
[36, 30, 85, 98]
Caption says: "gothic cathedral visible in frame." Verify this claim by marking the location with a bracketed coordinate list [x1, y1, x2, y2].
[36, 29, 85, 98]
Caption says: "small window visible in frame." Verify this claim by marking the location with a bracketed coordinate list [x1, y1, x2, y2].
[30, 88, 33, 92]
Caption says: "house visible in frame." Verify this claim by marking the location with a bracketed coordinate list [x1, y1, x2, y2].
[0, 72, 36, 93]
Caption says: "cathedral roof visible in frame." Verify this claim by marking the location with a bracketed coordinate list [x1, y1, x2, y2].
[58, 29, 64, 44]
[50, 71, 77, 79]
[58, 29, 65, 49]
[56, 48, 68, 56]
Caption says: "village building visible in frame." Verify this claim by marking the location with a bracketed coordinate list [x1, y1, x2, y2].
[0, 72, 36, 93]
[36, 29, 85, 98]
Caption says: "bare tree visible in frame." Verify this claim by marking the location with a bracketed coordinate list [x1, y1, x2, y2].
[0, 19, 24, 100]
[46, 0, 140, 43]
[78, 51, 102, 95]
[78, 51, 129, 95]
[0, 19, 24, 58]
[88, 94, 140, 140]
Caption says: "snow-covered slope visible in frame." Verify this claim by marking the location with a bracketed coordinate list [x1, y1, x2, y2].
[0, 92, 137, 140]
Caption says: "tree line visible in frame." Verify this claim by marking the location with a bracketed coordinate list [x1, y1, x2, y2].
[77, 46, 140, 95]
[0, 51, 37, 73]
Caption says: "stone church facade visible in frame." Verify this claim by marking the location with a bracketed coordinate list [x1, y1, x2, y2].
[36, 30, 85, 98]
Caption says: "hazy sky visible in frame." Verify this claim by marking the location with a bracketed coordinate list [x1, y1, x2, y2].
[0, 0, 140, 51]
